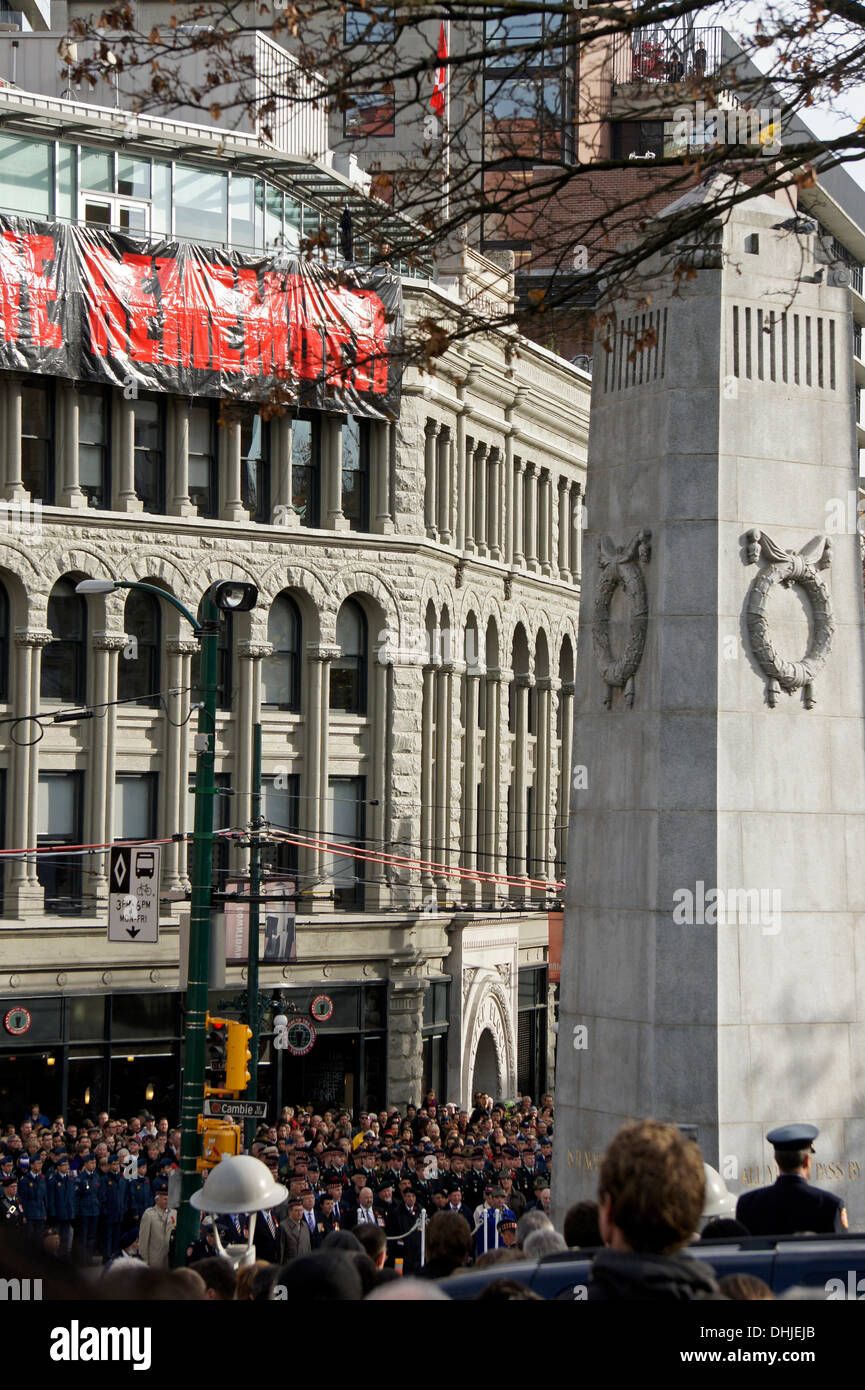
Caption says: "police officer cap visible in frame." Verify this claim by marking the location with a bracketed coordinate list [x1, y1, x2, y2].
[137, 1158, 149, 1169]
[767, 1123, 819, 1152]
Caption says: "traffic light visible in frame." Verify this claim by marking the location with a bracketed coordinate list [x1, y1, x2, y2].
[205, 1014, 228, 1090]
[196, 1115, 240, 1171]
[225, 1020, 253, 1093]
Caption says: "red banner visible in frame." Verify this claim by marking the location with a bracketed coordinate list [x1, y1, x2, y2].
[0, 217, 403, 418]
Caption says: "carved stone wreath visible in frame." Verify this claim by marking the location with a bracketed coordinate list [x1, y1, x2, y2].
[592, 529, 652, 709]
[744, 529, 835, 709]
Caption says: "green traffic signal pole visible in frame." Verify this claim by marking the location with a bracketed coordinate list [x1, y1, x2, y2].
[244, 723, 262, 1152]
[78, 577, 254, 1267]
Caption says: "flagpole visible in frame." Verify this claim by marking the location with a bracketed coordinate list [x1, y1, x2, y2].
[443, 17, 450, 223]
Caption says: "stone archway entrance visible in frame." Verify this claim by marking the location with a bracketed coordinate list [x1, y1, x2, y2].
[472, 1028, 499, 1097]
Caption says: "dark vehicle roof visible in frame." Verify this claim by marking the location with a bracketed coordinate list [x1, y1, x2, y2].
[436, 1234, 865, 1300]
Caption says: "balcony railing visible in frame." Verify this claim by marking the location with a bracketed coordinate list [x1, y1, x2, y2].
[612, 26, 724, 87]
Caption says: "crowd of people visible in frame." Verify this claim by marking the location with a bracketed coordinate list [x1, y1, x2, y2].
[0, 1090, 556, 1275]
[0, 1097, 846, 1300]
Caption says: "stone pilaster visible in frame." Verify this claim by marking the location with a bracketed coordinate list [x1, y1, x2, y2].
[6, 629, 52, 914]
[165, 637, 200, 891]
[60, 385, 87, 510]
[386, 974, 425, 1108]
[305, 642, 340, 909]
[387, 657, 424, 909]
[89, 630, 126, 907]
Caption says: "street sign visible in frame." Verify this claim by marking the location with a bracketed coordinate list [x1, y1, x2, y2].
[108, 844, 161, 943]
[203, 1098, 268, 1120]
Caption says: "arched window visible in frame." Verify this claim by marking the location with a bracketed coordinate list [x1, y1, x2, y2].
[42, 579, 86, 703]
[330, 599, 367, 714]
[118, 589, 161, 707]
[0, 581, 8, 704]
[262, 594, 302, 711]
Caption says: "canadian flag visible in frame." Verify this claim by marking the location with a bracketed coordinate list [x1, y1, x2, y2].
[431, 21, 447, 118]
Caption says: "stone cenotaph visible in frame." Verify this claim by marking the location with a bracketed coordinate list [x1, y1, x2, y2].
[553, 183, 865, 1226]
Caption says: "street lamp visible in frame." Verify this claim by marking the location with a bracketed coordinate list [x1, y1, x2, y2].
[76, 576, 257, 1262]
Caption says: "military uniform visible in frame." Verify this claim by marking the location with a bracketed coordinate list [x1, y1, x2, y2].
[736, 1124, 848, 1237]
[17, 1169, 48, 1240]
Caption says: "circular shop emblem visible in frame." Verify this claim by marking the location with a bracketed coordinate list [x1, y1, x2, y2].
[310, 994, 334, 1023]
[285, 1017, 316, 1057]
[4, 1006, 31, 1036]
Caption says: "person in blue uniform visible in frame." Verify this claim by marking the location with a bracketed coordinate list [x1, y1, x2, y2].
[75, 1153, 102, 1262]
[736, 1124, 849, 1236]
[99, 1153, 130, 1260]
[17, 1155, 48, 1241]
[127, 1158, 154, 1222]
[47, 1154, 77, 1257]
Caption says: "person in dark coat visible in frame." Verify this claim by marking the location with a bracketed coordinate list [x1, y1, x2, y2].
[18, 1156, 48, 1241]
[99, 1154, 130, 1260]
[583, 1119, 720, 1302]
[75, 1154, 101, 1261]
[736, 1125, 848, 1236]
[47, 1154, 77, 1257]
[127, 1160, 154, 1221]
[386, 1185, 424, 1274]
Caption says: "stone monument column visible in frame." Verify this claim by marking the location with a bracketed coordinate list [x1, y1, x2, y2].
[553, 184, 865, 1227]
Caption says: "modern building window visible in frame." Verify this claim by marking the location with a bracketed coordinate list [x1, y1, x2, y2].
[262, 594, 302, 711]
[262, 775, 300, 880]
[21, 381, 54, 503]
[37, 771, 84, 914]
[330, 599, 367, 714]
[230, 175, 264, 250]
[114, 772, 157, 841]
[42, 579, 86, 704]
[77, 388, 110, 508]
[188, 404, 219, 518]
[133, 397, 165, 514]
[290, 416, 321, 527]
[341, 417, 370, 532]
[328, 776, 366, 909]
[240, 412, 271, 523]
[117, 589, 161, 708]
[0, 580, 8, 704]
[344, 7, 395, 42]
[343, 87, 396, 139]
[0, 133, 53, 217]
[174, 164, 228, 245]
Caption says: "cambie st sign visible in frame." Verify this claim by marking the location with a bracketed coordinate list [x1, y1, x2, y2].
[203, 1099, 268, 1120]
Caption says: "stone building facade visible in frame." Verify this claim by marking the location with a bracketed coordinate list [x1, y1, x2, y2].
[0, 90, 588, 1124]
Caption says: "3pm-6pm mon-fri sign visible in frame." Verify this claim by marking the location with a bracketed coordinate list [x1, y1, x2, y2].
[107, 844, 161, 944]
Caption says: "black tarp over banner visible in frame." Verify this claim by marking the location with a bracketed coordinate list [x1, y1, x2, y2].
[0, 216, 404, 418]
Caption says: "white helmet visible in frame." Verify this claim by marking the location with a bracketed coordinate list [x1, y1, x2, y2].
[699, 1163, 737, 1230]
[190, 1155, 286, 1215]
[189, 1156, 287, 1272]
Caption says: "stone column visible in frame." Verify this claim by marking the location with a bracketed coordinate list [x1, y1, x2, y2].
[164, 637, 200, 892]
[421, 661, 437, 894]
[3, 379, 26, 503]
[60, 386, 87, 510]
[434, 659, 453, 896]
[221, 415, 247, 521]
[272, 417, 298, 529]
[556, 679, 575, 876]
[539, 472, 552, 576]
[436, 426, 452, 544]
[488, 448, 502, 561]
[482, 666, 502, 906]
[464, 436, 475, 554]
[496, 667, 514, 883]
[325, 419, 349, 531]
[89, 631, 125, 908]
[424, 419, 438, 539]
[386, 975, 425, 1108]
[513, 458, 525, 568]
[474, 441, 488, 557]
[461, 666, 482, 908]
[236, 639, 272, 863]
[510, 674, 531, 902]
[305, 642, 340, 908]
[525, 464, 539, 572]
[558, 477, 571, 579]
[374, 421, 394, 533]
[570, 483, 582, 583]
[6, 629, 52, 914]
[503, 431, 515, 566]
[114, 396, 142, 513]
[534, 675, 553, 898]
[169, 401, 196, 518]
[366, 653, 392, 910]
